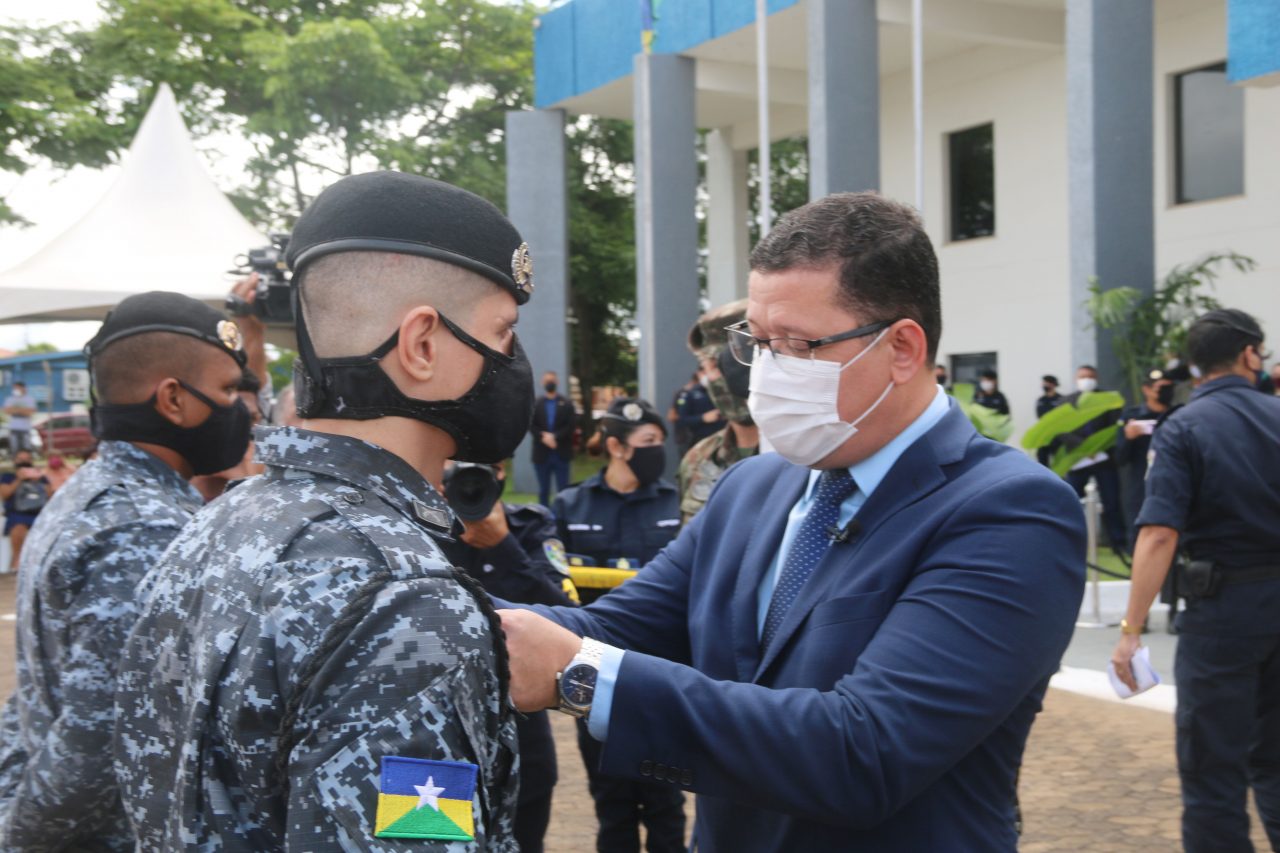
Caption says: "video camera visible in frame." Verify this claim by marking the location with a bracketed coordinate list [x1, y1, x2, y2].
[226, 233, 294, 325]
[443, 463, 505, 521]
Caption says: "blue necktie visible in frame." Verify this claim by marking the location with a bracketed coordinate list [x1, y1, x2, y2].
[761, 468, 858, 651]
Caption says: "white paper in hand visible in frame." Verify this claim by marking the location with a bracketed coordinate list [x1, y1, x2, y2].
[1108, 645, 1161, 698]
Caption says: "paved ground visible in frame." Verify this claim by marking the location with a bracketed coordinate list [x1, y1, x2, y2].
[0, 567, 1270, 850]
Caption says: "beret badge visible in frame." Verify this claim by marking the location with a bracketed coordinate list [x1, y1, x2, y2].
[512, 242, 534, 295]
[217, 320, 244, 352]
[622, 402, 643, 422]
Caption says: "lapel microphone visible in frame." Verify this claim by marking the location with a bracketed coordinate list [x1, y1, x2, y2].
[825, 519, 861, 544]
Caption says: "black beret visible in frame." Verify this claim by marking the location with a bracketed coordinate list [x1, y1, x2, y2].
[600, 396, 667, 438]
[85, 291, 246, 367]
[286, 171, 532, 304]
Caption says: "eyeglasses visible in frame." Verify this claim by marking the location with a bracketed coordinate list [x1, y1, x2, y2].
[724, 319, 895, 368]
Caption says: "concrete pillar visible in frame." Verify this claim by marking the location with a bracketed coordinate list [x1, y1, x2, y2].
[1067, 0, 1154, 392]
[505, 108, 569, 496]
[634, 53, 700, 475]
[706, 128, 750, 306]
[808, 0, 880, 198]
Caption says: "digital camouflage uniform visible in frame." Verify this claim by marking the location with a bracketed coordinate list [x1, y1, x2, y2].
[678, 298, 758, 523]
[114, 426, 518, 852]
[678, 426, 757, 523]
[0, 440, 203, 851]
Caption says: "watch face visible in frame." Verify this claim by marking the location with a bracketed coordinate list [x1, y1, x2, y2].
[560, 663, 598, 708]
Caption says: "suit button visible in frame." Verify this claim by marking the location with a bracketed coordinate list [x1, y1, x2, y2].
[654, 763, 667, 779]
[681, 769, 693, 786]
[666, 768, 680, 783]
[639, 760, 653, 777]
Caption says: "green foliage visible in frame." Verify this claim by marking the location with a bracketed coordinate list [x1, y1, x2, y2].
[1085, 252, 1257, 398]
[951, 381, 1013, 443]
[2, 0, 642, 397]
[267, 347, 297, 394]
[564, 117, 637, 413]
[746, 136, 809, 244]
[17, 342, 59, 354]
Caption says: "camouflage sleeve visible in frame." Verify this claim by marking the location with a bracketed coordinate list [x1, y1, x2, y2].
[284, 574, 519, 851]
[1, 523, 175, 851]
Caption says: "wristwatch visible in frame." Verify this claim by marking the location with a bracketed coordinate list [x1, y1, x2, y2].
[556, 637, 606, 719]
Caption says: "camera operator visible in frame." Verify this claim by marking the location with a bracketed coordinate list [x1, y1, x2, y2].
[438, 461, 576, 853]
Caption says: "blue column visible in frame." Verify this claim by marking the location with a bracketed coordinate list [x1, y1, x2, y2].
[505, 108, 569, 496]
[1067, 0, 1154, 390]
[808, 0, 880, 197]
[634, 53, 700, 475]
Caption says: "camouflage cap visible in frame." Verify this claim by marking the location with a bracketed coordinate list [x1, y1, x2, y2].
[687, 299, 747, 361]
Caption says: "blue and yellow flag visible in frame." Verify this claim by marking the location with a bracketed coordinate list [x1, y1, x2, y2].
[373, 756, 477, 841]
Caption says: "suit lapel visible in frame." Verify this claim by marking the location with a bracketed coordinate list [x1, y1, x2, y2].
[751, 407, 973, 681]
[730, 465, 810, 682]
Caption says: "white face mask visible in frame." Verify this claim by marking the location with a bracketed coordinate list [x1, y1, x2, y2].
[1076, 377, 1098, 394]
[747, 329, 893, 467]
[979, 380, 995, 393]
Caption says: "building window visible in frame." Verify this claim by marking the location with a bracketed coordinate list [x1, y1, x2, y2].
[1174, 62, 1244, 204]
[948, 123, 995, 242]
[949, 352, 997, 388]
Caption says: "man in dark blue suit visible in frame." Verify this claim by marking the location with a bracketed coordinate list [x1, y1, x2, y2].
[500, 193, 1086, 851]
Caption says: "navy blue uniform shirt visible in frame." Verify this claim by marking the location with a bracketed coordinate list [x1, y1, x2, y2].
[1138, 375, 1280, 566]
[552, 471, 681, 566]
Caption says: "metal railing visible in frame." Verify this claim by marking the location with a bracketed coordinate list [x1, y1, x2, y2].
[1076, 481, 1120, 628]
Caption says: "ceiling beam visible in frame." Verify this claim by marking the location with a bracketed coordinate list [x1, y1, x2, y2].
[696, 59, 808, 106]
[880, 0, 1064, 49]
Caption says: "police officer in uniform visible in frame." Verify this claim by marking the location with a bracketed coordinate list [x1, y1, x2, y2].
[677, 300, 759, 523]
[0, 292, 252, 851]
[114, 172, 532, 850]
[552, 397, 685, 853]
[1112, 309, 1280, 852]
[439, 461, 576, 853]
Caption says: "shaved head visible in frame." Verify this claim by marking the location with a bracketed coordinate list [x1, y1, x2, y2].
[92, 332, 229, 404]
[300, 251, 501, 357]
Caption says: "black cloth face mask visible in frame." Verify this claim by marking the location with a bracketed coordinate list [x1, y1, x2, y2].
[626, 445, 666, 488]
[544, 382, 557, 394]
[294, 311, 535, 464]
[1155, 384, 1175, 407]
[91, 381, 253, 475]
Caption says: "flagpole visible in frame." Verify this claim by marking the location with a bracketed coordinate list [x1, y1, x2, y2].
[756, 0, 772, 234]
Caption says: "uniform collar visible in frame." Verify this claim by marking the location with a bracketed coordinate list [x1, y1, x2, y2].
[584, 468, 675, 499]
[100, 440, 202, 507]
[1191, 374, 1253, 400]
[253, 425, 454, 530]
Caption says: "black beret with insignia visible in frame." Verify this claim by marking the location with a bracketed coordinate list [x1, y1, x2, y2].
[599, 396, 667, 439]
[285, 170, 533, 304]
[85, 291, 247, 367]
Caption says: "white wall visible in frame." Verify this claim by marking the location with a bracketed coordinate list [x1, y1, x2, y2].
[873, 0, 1279, 443]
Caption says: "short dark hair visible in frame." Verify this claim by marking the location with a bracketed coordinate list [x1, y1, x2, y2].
[1042, 375, 1058, 385]
[980, 369, 997, 380]
[1077, 364, 1097, 374]
[13, 381, 25, 389]
[1187, 308, 1264, 374]
[92, 332, 205, 404]
[750, 192, 941, 361]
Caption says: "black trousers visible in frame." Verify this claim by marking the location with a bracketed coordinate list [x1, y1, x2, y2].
[576, 718, 686, 853]
[1175, 629, 1280, 852]
[1066, 461, 1129, 553]
[515, 711, 558, 853]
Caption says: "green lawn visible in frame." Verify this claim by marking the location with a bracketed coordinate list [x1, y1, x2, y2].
[505, 456, 602, 507]
[1091, 546, 1130, 579]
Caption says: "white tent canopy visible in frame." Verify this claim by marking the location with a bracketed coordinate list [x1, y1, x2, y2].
[0, 84, 267, 324]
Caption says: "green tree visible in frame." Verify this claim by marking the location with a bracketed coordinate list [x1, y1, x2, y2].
[3, 0, 645, 398]
[17, 342, 59, 354]
[1086, 252, 1257, 399]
